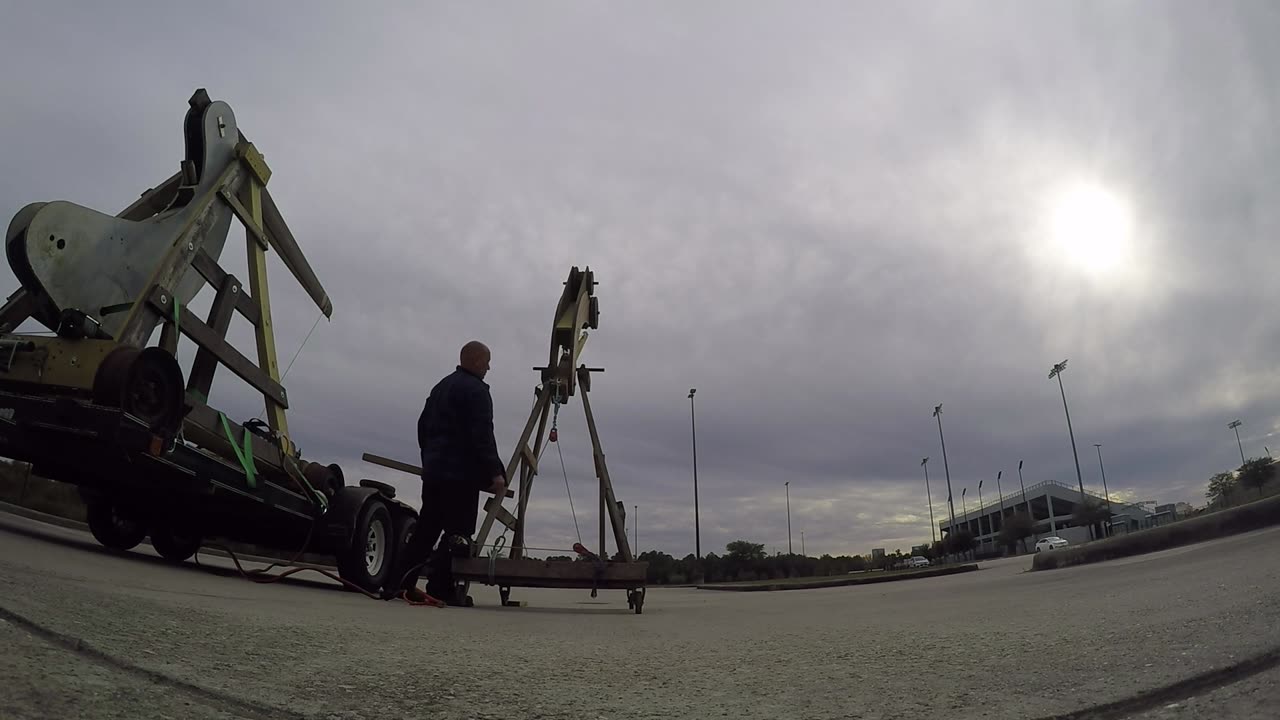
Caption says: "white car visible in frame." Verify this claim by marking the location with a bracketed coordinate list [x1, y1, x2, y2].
[908, 556, 930, 568]
[1035, 536, 1069, 552]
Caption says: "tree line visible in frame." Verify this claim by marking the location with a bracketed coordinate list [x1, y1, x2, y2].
[1206, 457, 1276, 509]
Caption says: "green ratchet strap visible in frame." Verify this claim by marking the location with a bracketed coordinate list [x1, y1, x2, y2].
[219, 412, 256, 488]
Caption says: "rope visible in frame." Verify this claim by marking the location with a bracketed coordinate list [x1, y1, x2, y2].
[557, 431, 582, 545]
[280, 311, 324, 382]
[253, 309, 323, 423]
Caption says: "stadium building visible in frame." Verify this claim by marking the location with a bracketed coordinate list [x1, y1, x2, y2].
[939, 478, 1159, 555]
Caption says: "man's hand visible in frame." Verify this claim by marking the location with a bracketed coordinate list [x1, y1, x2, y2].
[487, 475, 507, 496]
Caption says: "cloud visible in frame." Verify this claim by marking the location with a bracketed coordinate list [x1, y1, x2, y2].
[2, 2, 1279, 557]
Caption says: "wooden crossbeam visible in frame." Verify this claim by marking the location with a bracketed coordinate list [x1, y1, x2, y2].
[191, 250, 260, 325]
[520, 443, 539, 473]
[484, 496, 519, 530]
[145, 286, 288, 408]
[452, 557, 646, 589]
[187, 275, 241, 400]
[360, 452, 516, 498]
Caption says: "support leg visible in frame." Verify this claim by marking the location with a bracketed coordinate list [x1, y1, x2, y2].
[578, 367, 633, 562]
[243, 178, 288, 435]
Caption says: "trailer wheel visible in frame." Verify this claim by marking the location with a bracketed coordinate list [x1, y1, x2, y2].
[93, 346, 185, 433]
[150, 526, 202, 563]
[395, 515, 417, 556]
[86, 501, 147, 551]
[338, 498, 394, 593]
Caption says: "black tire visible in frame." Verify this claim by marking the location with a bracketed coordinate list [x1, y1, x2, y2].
[150, 525, 202, 563]
[389, 514, 417, 589]
[395, 515, 417, 557]
[86, 500, 147, 551]
[337, 499, 395, 593]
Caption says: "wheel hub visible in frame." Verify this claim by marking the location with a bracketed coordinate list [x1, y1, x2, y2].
[365, 519, 387, 575]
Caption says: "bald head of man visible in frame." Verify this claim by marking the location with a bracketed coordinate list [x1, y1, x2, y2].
[459, 341, 491, 379]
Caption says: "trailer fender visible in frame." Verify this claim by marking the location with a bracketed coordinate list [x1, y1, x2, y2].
[321, 486, 380, 549]
[321, 484, 418, 550]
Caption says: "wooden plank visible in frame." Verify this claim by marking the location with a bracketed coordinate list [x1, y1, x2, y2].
[519, 443, 539, 473]
[191, 251, 260, 326]
[511, 407, 548, 558]
[218, 187, 269, 250]
[260, 187, 333, 318]
[242, 179, 288, 435]
[452, 557, 647, 589]
[362, 452, 422, 476]
[186, 275, 240, 399]
[159, 322, 179, 355]
[361, 452, 515, 498]
[484, 496, 518, 530]
[145, 286, 288, 408]
[579, 367, 633, 563]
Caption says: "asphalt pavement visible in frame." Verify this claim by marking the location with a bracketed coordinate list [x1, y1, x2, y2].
[1, 512, 1278, 720]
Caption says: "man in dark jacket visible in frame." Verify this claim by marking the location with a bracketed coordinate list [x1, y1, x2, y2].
[390, 340, 507, 603]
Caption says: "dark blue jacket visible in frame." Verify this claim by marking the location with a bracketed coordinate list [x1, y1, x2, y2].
[417, 366, 506, 491]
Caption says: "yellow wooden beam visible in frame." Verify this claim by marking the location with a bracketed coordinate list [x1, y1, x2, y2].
[244, 178, 289, 436]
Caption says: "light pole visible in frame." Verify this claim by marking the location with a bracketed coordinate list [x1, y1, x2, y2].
[634, 503, 638, 552]
[1049, 359, 1087, 506]
[1229, 419, 1246, 466]
[977, 479, 985, 544]
[1018, 460, 1028, 514]
[801, 531, 805, 557]
[961, 487, 969, 560]
[933, 404, 958, 540]
[922, 457, 936, 545]
[996, 470, 1006, 538]
[1093, 443, 1113, 537]
[688, 389, 700, 569]
[785, 481, 792, 555]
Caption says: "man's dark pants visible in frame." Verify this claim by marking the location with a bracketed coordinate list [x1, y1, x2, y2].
[395, 470, 480, 600]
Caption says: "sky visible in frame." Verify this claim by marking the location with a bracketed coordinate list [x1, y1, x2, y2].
[2, 1, 1279, 559]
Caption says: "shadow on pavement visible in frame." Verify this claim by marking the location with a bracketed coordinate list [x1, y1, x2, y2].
[0, 516, 343, 593]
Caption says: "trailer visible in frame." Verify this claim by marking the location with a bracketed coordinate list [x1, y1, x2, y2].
[0, 89, 419, 594]
[0, 89, 646, 612]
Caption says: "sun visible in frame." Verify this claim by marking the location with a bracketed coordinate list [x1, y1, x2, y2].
[1048, 182, 1133, 274]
